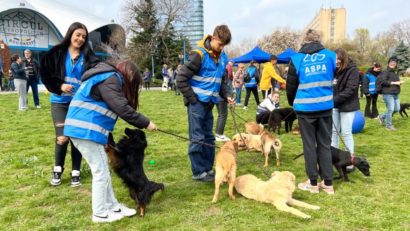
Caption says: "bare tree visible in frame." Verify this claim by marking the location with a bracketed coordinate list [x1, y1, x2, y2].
[354, 28, 370, 55]
[390, 19, 410, 45]
[257, 28, 300, 55]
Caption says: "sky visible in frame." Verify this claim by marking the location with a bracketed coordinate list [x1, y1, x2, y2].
[58, 0, 409, 45]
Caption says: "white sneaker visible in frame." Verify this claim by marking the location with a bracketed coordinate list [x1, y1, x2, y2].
[35, 105, 41, 109]
[215, 134, 231, 142]
[243, 106, 248, 110]
[112, 204, 137, 217]
[92, 211, 124, 223]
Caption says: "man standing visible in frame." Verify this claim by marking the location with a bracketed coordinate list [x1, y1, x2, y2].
[176, 25, 233, 182]
[23, 49, 41, 108]
[260, 55, 285, 98]
[286, 29, 336, 195]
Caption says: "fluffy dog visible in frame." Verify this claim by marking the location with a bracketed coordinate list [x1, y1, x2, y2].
[232, 132, 282, 167]
[399, 103, 410, 117]
[212, 141, 239, 203]
[268, 108, 297, 134]
[293, 146, 371, 182]
[245, 121, 264, 135]
[106, 128, 164, 217]
[235, 171, 320, 219]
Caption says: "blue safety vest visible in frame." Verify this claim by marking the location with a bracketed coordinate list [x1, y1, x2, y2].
[189, 47, 228, 104]
[291, 49, 336, 112]
[64, 72, 123, 144]
[244, 66, 258, 88]
[50, 52, 84, 103]
[366, 73, 377, 94]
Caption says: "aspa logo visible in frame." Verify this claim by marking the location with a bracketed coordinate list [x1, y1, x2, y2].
[303, 53, 326, 62]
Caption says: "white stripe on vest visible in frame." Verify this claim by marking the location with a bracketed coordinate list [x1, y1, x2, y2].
[293, 95, 333, 104]
[298, 81, 332, 89]
[65, 118, 109, 136]
[70, 100, 117, 119]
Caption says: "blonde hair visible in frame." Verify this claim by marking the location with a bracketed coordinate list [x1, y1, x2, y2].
[302, 29, 322, 45]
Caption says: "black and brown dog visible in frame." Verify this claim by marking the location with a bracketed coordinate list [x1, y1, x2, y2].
[267, 107, 297, 134]
[294, 146, 370, 182]
[399, 103, 410, 117]
[106, 128, 164, 217]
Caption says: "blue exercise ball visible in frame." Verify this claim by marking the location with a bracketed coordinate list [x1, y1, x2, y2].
[352, 110, 365, 134]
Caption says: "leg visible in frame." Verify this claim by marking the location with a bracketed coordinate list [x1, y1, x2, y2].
[298, 117, 319, 184]
[244, 88, 251, 107]
[331, 108, 341, 149]
[228, 166, 236, 200]
[383, 94, 395, 127]
[316, 115, 333, 184]
[212, 166, 223, 203]
[273, 200, 311, 219]
[251, 87, 260, 105]
[31, 79, 40, 106]
[364, 96, 371, 117]
[288, 198, 320, 210]
[371, 94, 379, 118]
[340, 111, 355, 153]
[215, 100, 228, 135]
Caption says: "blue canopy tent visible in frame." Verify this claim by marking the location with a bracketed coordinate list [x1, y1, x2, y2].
[231, 46, 271, 64]
[277, 48, 297, 64]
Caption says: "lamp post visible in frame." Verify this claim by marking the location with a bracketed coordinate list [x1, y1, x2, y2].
[183, 38, 187, 64]
[151, 50, 155, 80]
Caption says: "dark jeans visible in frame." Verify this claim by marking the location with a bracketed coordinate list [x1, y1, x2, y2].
[187, 101, 215, 176]
[215, 100, 228, 135]
[144, 81, 150, 90]
[51, 103, 82, 170]
[298, 115, 333, 184]
[261, 89, 272, 99]
[244, 87, 260, 107]
[26, 78, 40, 106]
[256, 111, 270, 124]
[364, 94, 379, 118]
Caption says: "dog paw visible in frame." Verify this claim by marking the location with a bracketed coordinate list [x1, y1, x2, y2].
[230, 195, 236, 200]
[302, 214, 311, 219]
[311, 205, 320, 210]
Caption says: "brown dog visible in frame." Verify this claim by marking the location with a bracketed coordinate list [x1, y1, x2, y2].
[212, 141, 239, 203]
[245, 121, 264, 135]
[235, 171, 320, 219]
[232, 132, 282, 167]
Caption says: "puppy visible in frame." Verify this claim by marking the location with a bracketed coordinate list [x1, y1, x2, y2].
[235, 171, 320, 219]
[232, 132, 282, 167]
[106, 128, 164, 217]
[399, 103, 410, 117]
[293, 146, 371, 182]
[245, 121, 264, 135]
[268, 108, 297, 134]
[212, 141, 239, 203]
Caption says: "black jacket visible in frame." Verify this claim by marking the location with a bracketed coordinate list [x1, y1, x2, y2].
[333, 59, 360, 112]
[286, 41, 332, 118]
[176, 36, 231, 106]
[40, 45, 99, 95]
[363, 68, 381, 95]
[379, 68, 401, 95]
[81, 62, 150, 129]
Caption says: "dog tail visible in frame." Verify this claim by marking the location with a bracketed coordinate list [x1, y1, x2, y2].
[293, 152, 304, 160]
[273, 138, 282, 150]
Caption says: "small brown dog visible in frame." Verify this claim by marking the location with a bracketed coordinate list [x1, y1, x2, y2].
[212, 141, 239, 203]
[232, 132, 282, 167]
[235, 171, 320, 219]
[245, 121, 264, 135]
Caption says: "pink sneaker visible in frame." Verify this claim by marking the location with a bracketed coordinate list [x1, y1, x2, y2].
[298, 180, 319, 193]
[319, 181, 335, 195]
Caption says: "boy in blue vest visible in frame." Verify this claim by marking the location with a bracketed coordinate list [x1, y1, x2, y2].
[286, 29, 336, 194]
[176, 25, 234, 182]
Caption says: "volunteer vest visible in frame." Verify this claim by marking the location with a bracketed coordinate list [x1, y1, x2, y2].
[366, 73, 377, 94]
[244, 66, 258, 88]
[189, 47, 228, 104]
[64, 72, 123, 144]
[50, 52, 84, 103]
[291, 49, 336, 112]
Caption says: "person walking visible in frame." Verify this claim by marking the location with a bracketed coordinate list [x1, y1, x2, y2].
[363, 63, 382, 119]
[377, 57, 404, 131]
[23, 49, 41, 108]
[176, 25, 233, 182]
[243, 61, 260, 110]
[40, 22, 99, 187]
[11, 54, 28, 111]
[286, 29, 336, 195]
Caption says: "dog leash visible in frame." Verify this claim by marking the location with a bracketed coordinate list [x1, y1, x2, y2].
[157, 128, 219, 149]
[230, 107, 248, 123]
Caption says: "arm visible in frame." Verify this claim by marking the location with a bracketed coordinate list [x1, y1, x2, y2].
[40, 49, 64, 95]
[286, 61, 299, 106]
[268, 65, 286, 84]
[11, 63, 25, 75]
[176, 52, 202, 105]
[334, 68, 360, 107]
[362, 74, 370, 95]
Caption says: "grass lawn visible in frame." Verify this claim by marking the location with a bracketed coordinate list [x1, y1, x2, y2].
[1, 82, 410, 231]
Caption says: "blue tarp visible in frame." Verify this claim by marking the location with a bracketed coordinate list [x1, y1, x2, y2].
[231, 46, 271, 64]
[277, 48, 297, 64]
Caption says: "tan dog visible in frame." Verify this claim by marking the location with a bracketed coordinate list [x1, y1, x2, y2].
[232, 132, 282, 167]
[245, 122, 264, 135]
[212, 141, 239, 203]
[234, 171, 320, 219]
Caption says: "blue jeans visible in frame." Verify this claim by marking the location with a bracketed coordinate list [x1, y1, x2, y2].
[331, 109, 355, 153]
[26, 78, 40, 106]
[381, 94, 400, 127]
[8, 79, 15, 91]
[187, 101, 215, 176]
[235, 87, 242, 104]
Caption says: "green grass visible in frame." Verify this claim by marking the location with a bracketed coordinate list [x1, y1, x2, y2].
[1, 83, 410, 231]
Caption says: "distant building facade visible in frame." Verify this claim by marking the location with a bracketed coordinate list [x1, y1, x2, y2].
[305, 7, 346, 44]
[181, 0, 204, 48]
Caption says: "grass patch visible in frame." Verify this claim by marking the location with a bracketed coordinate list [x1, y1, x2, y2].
[1, 81, 410, 230]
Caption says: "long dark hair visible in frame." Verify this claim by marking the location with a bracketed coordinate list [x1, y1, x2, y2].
[57, 22, 91, 53]
[116, 61, 143, 110]
[335, 48, 348, 73]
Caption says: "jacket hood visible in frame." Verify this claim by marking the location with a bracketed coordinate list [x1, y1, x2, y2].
[299, 41, 325, 54]
[82, 62, 117, 81]
[197, 35, 222, 59]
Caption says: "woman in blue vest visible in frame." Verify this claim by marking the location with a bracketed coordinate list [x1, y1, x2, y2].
[40, 22, 99, 187]
[363, 63, 382, 118]
[243, 60, 260, 110]
[64, 61, 158, 223]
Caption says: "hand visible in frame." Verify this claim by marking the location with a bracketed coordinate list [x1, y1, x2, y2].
[227, 97, 235, 105]
[61, 84, 73, 93]
[146, 121, 158, 131]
